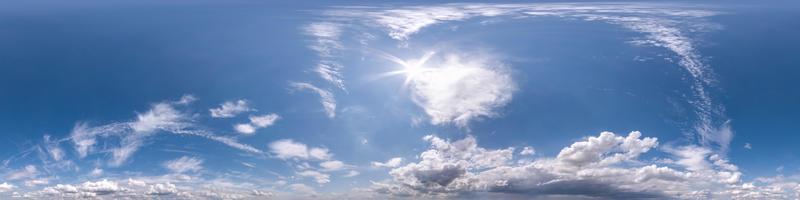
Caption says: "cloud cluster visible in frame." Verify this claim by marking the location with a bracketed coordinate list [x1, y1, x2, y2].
[268, 139, 355, 185]
[368, 131, 773, 199]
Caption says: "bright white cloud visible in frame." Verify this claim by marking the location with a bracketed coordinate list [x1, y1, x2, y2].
[147, 183, 178, 195]
[233, 123, 256, 134]
[268, 139, 333, 161]
[400, 53, 516, 127]
[372, 157, 403, 168]
[209, 99, 253, 118]
[250, 113, 280, 128]
[269, 139, 310, 160]
[163, 156, 203, 174]
[320, 160, 345, 171]
[291, 82, 336, 118]
[80, 179, 123, 195]
[233, 113, 280, 135]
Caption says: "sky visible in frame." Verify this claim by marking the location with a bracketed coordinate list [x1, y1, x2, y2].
[0, 1, 799, 199]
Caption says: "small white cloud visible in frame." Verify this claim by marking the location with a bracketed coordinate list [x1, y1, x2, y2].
[249, 114, 280, 128]
[269, 139, 311, 160]
[163, 156, 203, 174]
[320, 160, 345, 171]
[519, 146, 536, 156]
[234, 123, 256, 134]
[209, 100, 254, 118]
[372, 157, 403, 168]
[744, 143, 752, 150]
[127, 179, 146, 187]
[268, 139, 332, 161]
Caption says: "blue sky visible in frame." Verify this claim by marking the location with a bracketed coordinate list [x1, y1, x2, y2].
[0, 1, 799, 199]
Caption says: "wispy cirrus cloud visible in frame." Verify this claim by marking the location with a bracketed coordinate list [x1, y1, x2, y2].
[290, 82, 336, 118]
[67, 96, 263, 166]
[163, 156, 203, 174]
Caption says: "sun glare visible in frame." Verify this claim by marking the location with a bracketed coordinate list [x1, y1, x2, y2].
[378, 51, 436, 86]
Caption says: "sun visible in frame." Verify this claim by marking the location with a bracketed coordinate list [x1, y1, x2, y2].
[378, 51, 436, 86]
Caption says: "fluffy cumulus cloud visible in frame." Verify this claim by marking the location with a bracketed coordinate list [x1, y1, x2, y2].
[404, 53, 516, 127]
[365, 131, 789, 199]
[209, 99, 254, 118]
